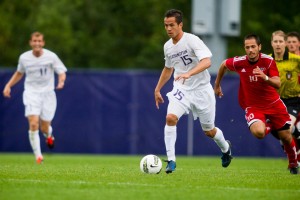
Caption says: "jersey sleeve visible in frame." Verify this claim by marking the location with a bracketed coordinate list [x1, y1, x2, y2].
[163, 42, 172, 68]
[17, 56, 25, 73]
[188, 35, 212, 61]
[268, 59, 279, 77]
[53, 53, 67, 74]
[225, 57, 236, 71]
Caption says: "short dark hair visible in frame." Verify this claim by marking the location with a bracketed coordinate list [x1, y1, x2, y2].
[287, 31, 300, 41]
[244, 34, 261, 46]
[164, 9, 183, 24]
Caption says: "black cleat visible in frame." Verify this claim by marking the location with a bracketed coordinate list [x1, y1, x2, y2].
[221, 140, 233, 168]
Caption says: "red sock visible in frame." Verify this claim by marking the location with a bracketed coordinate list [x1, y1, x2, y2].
[265, 123, 271, 136]
[294, 138, 300, 162]
[283, 139, 298, 168]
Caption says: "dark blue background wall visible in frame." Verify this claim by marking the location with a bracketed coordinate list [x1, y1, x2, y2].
[0, 69, 285, 157]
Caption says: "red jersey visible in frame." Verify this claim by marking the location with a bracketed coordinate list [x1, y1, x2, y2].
[225, 53, 280, 110]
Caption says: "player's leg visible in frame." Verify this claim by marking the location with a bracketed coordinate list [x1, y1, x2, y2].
[202, 123, 232, 168]
[193, 85, 231, 167]
[41, 91, 57, 149]
[23, 91, 43, 163]
[290, 113, 300, 164]
[282, 99, 300, 163]
[270, 101, 298, 174]
[294, 117, 300, 164]
[40, 120, 54, 149]
[164, 87, 190, 173]
[27, 115, 43, 163]
[249, 120, 267, 139]
[245, 108, 267, 139]
[277, 127, 298, 174]
[164, 101, 186, 173]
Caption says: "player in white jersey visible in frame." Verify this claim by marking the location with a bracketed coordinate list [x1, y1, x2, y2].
[3, 32, 67, 164]
[154, 9, 232, 173]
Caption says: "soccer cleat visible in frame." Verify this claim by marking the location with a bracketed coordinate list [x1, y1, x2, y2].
[36, 156, 44, 164]
[165, 160, 176, 174]
[46, 136, 55, 149]
[221, 140, 233, 168]
[289, 167, 299, 175]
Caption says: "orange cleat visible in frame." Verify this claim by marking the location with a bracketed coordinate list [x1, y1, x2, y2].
[36, 156, 44, 164]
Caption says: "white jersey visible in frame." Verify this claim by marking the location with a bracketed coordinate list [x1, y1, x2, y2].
[164, 32, 212, 91]
[17, 48, 67, 93]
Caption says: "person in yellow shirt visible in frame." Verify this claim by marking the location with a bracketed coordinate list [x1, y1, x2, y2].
[271, 30, 300, 165]
[286, 31, 300, 56]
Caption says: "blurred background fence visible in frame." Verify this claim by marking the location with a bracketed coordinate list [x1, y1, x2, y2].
[0, 69, 285, 157]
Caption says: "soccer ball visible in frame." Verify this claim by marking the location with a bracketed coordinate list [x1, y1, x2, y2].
[140, 154, 162, 174]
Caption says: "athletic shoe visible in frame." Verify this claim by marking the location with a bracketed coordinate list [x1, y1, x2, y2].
[36, 156, 43, 164]
[289, 167, 299, 175]
[221, 140, 233, 168]
[165, 160, 176, 174]
[46, 136, 55, 149]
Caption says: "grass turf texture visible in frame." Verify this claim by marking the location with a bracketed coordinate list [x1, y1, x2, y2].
[0, 153, 299, 200]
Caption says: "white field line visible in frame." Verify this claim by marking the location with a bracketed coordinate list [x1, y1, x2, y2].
[2, 178, 300, 193]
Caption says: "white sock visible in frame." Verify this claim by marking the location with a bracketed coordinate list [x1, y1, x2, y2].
[164, 125, 177, 161]
[28, 130, 42, 159]
[296, 121, 300, 132]
[48, 126, 53, 137]
[43, 126, 53, 138]
[291, 126, 295, 134]
[213, 127, 229, 153]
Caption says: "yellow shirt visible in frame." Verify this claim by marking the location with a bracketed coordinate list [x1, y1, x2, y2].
[271, 51, 300, 99]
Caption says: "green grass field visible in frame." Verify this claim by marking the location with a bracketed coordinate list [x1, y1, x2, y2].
[0, 153, 299, 200]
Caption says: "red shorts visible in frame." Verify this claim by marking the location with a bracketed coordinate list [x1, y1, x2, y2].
[245, 100, 291, 130]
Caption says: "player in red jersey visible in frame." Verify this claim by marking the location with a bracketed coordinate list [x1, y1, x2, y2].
[214, 34, 299, 174]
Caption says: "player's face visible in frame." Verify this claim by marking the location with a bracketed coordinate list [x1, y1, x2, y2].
[286, 36, 300, 54]
[30, 36, 45, 54]
[244, 38, 261, 62]
[164, 17, 183, 41]
[271, 35, 286, 54]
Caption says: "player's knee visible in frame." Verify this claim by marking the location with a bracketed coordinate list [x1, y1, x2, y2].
[252, 130, 265, 139]
[29, 122, 39, 131]
[204, 128, 216, 138]
[166, 114, 178, 126]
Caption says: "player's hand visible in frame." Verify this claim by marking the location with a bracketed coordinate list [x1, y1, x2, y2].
[175, 73, 191, 84]
[56, 81, 65, 90]
[154, 91, 164, 109]
[3, 86, 11, 98]
[214, 85, 223, 98]
[253, 66, 265, 79]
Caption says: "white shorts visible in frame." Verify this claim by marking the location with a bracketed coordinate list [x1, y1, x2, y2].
[23, 90, 57, 121]
[166, 84, 216, 131]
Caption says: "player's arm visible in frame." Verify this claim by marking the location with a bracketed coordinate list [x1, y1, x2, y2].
[154, 67, 173, 109]
[56, 72, 66, 90]
[3, 71, 24, 98]
[253, 66, 281, 89]
[174, 57, 211, 82]
[264, 76, 280, 89]
[214, 60, 228, 98]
